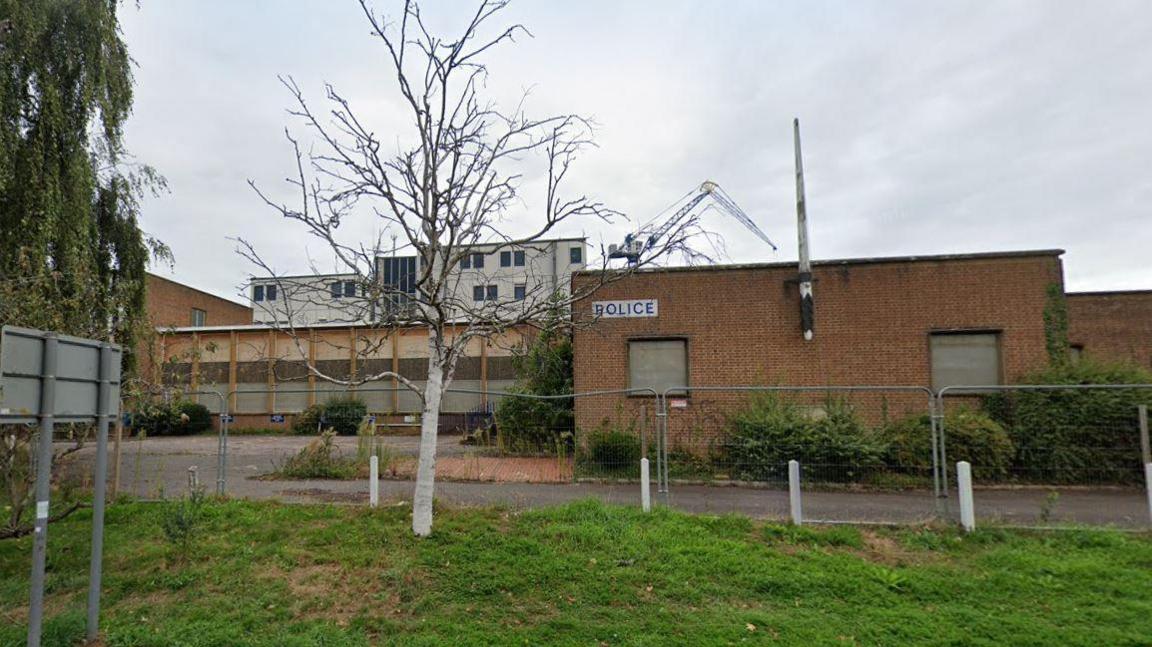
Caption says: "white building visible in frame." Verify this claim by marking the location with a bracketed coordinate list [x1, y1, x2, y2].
[247, 238, 588, 325]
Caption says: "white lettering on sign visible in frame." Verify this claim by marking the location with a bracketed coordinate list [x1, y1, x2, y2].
[592, 299, 658, 319]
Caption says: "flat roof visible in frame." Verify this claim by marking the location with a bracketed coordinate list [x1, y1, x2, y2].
[575, 249, 1065, 276]
[1066, 289, 1152, 297]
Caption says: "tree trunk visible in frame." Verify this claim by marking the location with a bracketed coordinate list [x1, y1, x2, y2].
[411, 330, 445, 536]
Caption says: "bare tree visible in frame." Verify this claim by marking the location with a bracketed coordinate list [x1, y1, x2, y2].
[242, 0, 705, 536]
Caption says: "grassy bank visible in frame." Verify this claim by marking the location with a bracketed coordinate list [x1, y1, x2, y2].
[1, 499, 1150, 646]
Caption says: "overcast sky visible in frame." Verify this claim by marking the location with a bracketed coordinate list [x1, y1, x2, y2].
[121, 0, 1152, 303]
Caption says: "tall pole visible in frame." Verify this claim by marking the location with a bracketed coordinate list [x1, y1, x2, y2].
[27, 334, 58, 647]
[86, 343, 114, 641]
[794, 118, 815, 341]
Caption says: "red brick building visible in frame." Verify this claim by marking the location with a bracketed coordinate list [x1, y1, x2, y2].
[1068, 290, 1152, 369]
[146, 273, 252, 328]
[571, 250, 1067, 436]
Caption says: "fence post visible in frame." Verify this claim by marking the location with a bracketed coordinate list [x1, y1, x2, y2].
[1140, 405, 1151, 525]
[788, 460, 803, 525]
[369, 455, 379, 507]
[957, 461, 975, 533]
[640, 457, 651, 512]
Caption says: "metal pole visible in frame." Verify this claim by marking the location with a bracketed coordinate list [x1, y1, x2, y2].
[86, 343, 114, 642]
[929, 403, 941, 498]
[221, 409, 229, 496]
[111, 416, 123, 498]
[1139, 404, 1150, 465]
[794, 117, 815, 342]
[788, 460, 803, 525]
[216, 412, 226, 496]
[640, 457, 651, 512]
[27, 333, 58, 647]
[957, 461, 975, 533]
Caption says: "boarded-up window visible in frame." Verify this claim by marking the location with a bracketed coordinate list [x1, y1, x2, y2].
[628, 339, 687, 395]
[930, 333, 1000, 390]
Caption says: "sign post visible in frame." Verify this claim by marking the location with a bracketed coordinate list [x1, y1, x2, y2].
[0, 326, 122, 646]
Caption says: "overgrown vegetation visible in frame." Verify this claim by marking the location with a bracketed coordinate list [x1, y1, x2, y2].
[881, 408, 1014, 480]
[581, 424, 641, 474]
[129, 400, 212, 436]
[493, 313, 575, 455]
[2, 499, 1151, 645]
[276, 430, 358, 480]
[983, 358, 1152, 484]
[724, 395, 886, 482]
[291, 398, 367, 436]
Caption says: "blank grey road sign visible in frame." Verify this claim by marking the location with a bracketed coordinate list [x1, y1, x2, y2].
[0, 325, 121, 423]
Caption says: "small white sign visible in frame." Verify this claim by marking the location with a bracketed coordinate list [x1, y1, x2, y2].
[669, 399, 688, 409]
[592, 299, 658, 319]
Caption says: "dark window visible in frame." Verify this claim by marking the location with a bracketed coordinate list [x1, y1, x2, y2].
[628, 339, 688, 395]
[382, 256, 417, 309]
[461, 255, 472, 269]
[330, 282, 343, 299]
[514, 284, 526, 300]
[514, 250, 526, 266]
[473, 285, 485, 301]
[266, 285, 277, 301]
[472, 253, 485, 269]
[569, 246, 583, 264]
[343, 281, 356, 297]
[930, 332, 1001, 390]
[191, 308, 206, 327]
[500, 251, 512, 267]
[486, 284, 498, 300]
[253, 285, 265, 302]
[1070, 344, 1084, 363]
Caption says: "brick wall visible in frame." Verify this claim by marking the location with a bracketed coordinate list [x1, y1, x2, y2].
[1068, 291, 1152, 369]
[572, 251, 1065, 441]
[146, 274, 252, 328]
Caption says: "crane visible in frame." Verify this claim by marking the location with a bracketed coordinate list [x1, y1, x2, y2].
[608, 181, 777, 265]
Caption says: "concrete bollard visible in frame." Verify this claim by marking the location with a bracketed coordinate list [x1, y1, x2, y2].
[788, 460, 802, 525]
[957, 461, 975, 533]
[640, 458, 651, 512]
[187, 466, 199, 492]
[369, 455, 379, 508]
[1144, 463, 1152, 527]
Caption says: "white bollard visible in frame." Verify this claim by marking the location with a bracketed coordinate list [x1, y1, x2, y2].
[1144, 463, 1152, 526]
[788, 460, 803, 525]
[957, 461, 975, 533]
[369, 455, 379, 508]
[640, 458, 651, 512]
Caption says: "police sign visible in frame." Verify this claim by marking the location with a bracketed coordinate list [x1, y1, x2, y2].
[592, 299, 658, 318]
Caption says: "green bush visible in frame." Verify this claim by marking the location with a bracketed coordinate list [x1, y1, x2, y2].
[881, 408, 1014, 480]
[723, 395, 885, 482]
[292, 404, 324, 435]
[982, 359, 1152, 483]
[278, 430, 357, 479]
[312, 398, 367, 436]
[494, 322, 574, 455]
[582, 426, 641, 473]
[176, 401, 212, 435]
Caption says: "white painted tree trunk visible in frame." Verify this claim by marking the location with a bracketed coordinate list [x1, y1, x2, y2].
[412, 330, 446, 537]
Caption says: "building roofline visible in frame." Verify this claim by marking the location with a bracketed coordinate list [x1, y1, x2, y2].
[574, 249, 1065, 276]
[147, 273, 251, 310]
[1066, 289, 1152, 297]
[248, 273, 358, 283]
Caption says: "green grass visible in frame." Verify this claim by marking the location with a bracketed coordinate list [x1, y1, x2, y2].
[2, 499, 1151, 646]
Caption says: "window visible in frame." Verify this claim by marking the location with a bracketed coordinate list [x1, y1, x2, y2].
[473, 285, 485, 302]
[461, 255, 471, 269]
[472, 253, 485, 269]
[569, 246, 583, 264]
[253, 285, 265, 302]
[514, 250, 526, 266]
[486, 284, 498, 301]
[514, 284, 526, 300]
[930, 332, 1001, 390]
[190, 308, 206, 327]
[382, 256, 417, 309]
[343, 281, 356, 297]
[628, 339, 688, 395]
[500, 251, 512, 267]
[266, 285, 277, 301]
[330, 282, 343, 299]
[1070, 344, 1084, 363]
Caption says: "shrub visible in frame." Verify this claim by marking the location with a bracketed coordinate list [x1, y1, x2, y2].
[175, 402, 212, 435]
[278, 430, 357, 479]
[582, 425, 641, 473]
[161, 488, 206, 558]
[494, 322, 574, 455]
[723, 395, 885, 482]
[293, 404, 324, 435]
[982, 359, 1152, 484]
[319, 398, 367, 436]
[881, 408, 1013, 480]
